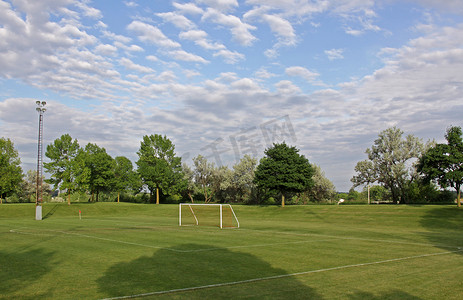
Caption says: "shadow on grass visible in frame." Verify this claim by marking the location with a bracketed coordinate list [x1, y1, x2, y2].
[347, 290, 422, 300]
[97, 244, 322, 299]
[43, 204, 60, 219]
[0, 248, 55, 298]
[420, 206, 463, 252]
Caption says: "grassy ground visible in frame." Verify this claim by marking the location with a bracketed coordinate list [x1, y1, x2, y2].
[1, 203, 462, 299]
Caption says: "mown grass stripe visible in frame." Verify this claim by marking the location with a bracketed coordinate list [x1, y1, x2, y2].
[100, 249, 463, 300]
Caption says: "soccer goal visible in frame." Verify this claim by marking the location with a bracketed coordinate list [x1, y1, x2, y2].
[179, 203, 240, 228]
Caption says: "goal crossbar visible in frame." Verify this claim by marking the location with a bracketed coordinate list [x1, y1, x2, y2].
[179, 203, 240, 228]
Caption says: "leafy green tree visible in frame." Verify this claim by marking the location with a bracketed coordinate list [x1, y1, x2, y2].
[18, 170, 52, 203]
[351, 127, 424, 204]
[418, 126, 463, 207]
[44, 134, 80, 205]
[363, 185, 390, 203]
[308, 164, 336, 202]
[0, 137, 23, 203]
[213, 165, 233, 203]
[254, 143, 314, 207]
[211, 156, 257, 204]
[192, 155, 215, 203]
[136, 134, 183, 204]
[75, 143, 115, 202]
[181, 163, 198, 202]
[231, 155, 258, 203]
[114, 156, 140, 203]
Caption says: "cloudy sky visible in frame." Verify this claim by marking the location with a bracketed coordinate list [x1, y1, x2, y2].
[1, 0, 462, 192]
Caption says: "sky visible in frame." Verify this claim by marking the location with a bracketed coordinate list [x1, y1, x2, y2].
[1, 0, 462, 192]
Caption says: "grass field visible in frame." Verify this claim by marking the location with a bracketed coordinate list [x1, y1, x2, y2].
[1, 203, 463, 299]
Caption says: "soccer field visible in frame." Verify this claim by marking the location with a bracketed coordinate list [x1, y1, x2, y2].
[1, 203, 462, 299]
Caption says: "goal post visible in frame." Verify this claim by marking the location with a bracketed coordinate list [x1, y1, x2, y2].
[179, 203, 240, 228]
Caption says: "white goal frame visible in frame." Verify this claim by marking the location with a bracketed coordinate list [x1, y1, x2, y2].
[179, 203, 240, 228]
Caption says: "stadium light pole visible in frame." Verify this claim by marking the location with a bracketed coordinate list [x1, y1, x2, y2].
[35, 100, 46, 221]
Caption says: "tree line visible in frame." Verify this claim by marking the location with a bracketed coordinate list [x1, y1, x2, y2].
[0, 133, 335, 205]
[351, 126, 462, 205]
[1, 126, 461, 206]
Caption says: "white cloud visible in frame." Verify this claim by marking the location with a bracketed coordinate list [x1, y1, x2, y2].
[127, 21, 181, 48]
[202, 8, 257, 46]
[119, 58, 154, 73]
[95, 20, 108, 29]
[173, 2, 204, 15]
[255, 67, 277, 79]
[179, 29, 226, 50]
[230, 78, 262, 91]
[113, 42, 144, 53]
[95, 44, 118, 56]
[213, 49, 244, 64]
[261, 14, 296, 46]
[411, 0, 463, 14]
[157, 71, 178, 82]
[183, 69, 201, 78]
[124, 1, 138, 8]
[75, 1, 102, 19]
[157, 12, 196, 30]
[167, 50, 209, 63]
[146, 55, 159, 62]
[275, 80, 301, 94]
[179, 29, 207, 40]
[179, 29, 244, 63]
[197, 0, 238, 12]
[244, 0, 328, 17]
[245, 8, 296, 46]
[285, 66, 319, 82]
[102, 31, 132, 44]
[325, 48, 344, 60]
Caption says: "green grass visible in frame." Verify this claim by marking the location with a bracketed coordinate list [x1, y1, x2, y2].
[1, 203, 463, 299]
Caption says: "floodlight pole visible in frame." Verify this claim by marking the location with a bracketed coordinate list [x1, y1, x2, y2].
[35, 101, 46, 221]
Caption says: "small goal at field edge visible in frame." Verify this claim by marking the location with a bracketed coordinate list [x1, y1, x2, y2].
[179, 203, 240, 228]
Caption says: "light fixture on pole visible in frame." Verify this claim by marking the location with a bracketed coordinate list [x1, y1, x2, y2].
[36, 100, 46, 221]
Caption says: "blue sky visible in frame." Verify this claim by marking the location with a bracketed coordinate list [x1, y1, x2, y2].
[1, 0, 463, 192]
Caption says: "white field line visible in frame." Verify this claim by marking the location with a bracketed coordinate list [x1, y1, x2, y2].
[9, 228, 167, 251]
[9, 226, 462, 253]
[100, 248, 463, 300]
[8, 227, 340, 253]
[42, 217, 461, 250]
[168, 238, 341, 253]
[238, 228, 463, 250]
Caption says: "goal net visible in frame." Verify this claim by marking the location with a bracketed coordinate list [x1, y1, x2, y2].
[179, 203, 240, 228]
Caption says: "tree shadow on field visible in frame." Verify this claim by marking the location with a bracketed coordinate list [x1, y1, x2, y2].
[347, 290, 421, 300]
[420, 206, 463, 252]
[97, 244, 322, 299]
[0, 248, 55, 298]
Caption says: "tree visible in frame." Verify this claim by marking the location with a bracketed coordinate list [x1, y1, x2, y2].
[231, 155, 258, 203]
[18, 170, 52, 203]
[181, 163, 197, 203]
[418, 126, 463, 207]
[114, 156, 140, 203]
[192, 155, 215, 203]
[254, 143, 314, 207]
[308, 164, 336, 202]
[351, 127, 424, 204]
[136, 134, 183, 204]
[75, 143, 115, 202]
[44, 134, 80, 205]
[0, 137, 23, 203]
[364, 185, 390, 203]
[212, 165, 233, 203]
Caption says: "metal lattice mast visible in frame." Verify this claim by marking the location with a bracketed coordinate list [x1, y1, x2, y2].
[36, 101, 46, 220]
